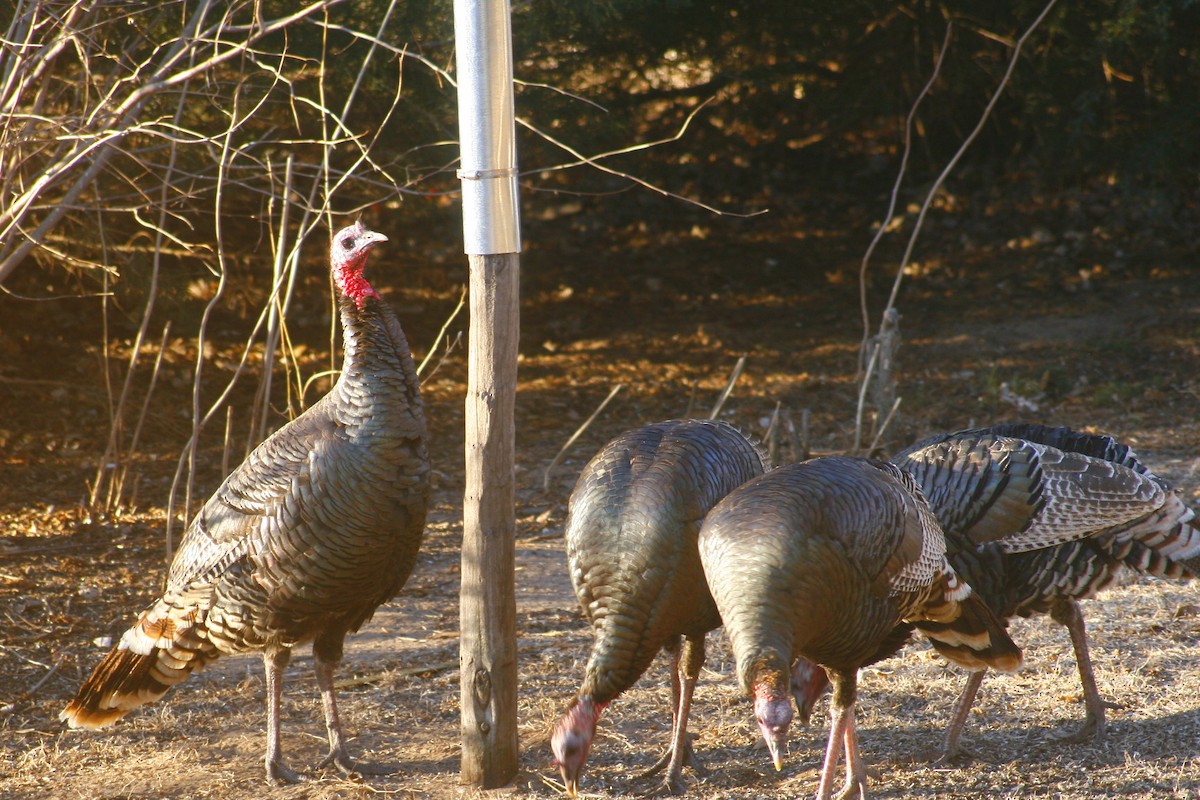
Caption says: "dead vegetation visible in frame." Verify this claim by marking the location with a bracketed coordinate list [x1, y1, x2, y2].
[2, 188, 1200, 799]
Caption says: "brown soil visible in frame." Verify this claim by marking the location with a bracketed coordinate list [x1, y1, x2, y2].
[2, 189, 1199, 799]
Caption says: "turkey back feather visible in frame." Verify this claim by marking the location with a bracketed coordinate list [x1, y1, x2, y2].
[699, 455, 1019, 697]
[566, 419, 767, 703]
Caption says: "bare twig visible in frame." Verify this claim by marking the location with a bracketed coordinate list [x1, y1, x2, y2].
[854, 307, 902, 453]
[324, 25, 753, 219]
[792, 408, 811, 463]
[15, 654, 66, 701]
[856, 23, 953, 379]
[333, 659, 458, 689]
[542, 385, 624, 494]
[131, 329, 172, 462]
[708, 355, 748, 420]
[418, 331, 463, 386]
[764, 400, 782, 467]
[89, 252, 117, 513]
[516, 99, 767, 219]
[253, 155, 296, 447]
[176, 78, 241, 559]
[417, 285, 467, 377]
[854, 0, 1060, 450]
[0, 0, 344, 284]
[222, 405, 235, 478]
[112, 321, 173, 512]
[883, 0, 1060, 316]
[867, 397, 903, 457]
[86, 54, 193, 516]
[300, 370, 341, 407]
[683, 380, 700, 419]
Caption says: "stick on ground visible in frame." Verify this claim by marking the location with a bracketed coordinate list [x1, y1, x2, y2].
[542, 384, 624, 493]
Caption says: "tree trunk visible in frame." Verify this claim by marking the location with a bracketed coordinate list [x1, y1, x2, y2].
[460, 251, 519, 787]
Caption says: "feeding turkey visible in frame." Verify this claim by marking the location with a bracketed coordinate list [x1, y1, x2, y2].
[699, 455, 1022, 800]
[790, 423, 1200, 760]
[60, 221, 431, 784]
[550, 419, 767, 796]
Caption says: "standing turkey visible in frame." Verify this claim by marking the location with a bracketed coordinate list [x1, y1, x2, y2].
[551, 419, 767, 796]
[699, 456, 1023, 800]
[61, 221, 430, 784]
[789, 423, 1200, 760]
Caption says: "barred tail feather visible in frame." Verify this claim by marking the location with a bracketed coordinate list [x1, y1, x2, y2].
[1111, 498, 1200, 578]
[916, 593, 1022, 673]
[61, 647, 169, 728]
[61, 622, 214, 729]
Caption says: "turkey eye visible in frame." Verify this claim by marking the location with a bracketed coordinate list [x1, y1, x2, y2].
[340, 237, 355, 250]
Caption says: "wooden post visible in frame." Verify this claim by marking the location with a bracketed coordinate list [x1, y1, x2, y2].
[460, 252, 520, 786]
[453, 0, 520, 784]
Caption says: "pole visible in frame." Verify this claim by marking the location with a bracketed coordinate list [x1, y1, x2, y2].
[453, 0, 521, 787]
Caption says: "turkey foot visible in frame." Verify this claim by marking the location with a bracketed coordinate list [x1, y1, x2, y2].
[930, 744, 977, 767]
[1051, 701, 1119, 745]
[836, 782, 867, 800]
[266, 757, 308, 785]
[316, 747, 387, 780]
[638, 733, 709, 793]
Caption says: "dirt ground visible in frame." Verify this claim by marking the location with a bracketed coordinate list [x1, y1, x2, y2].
[2, 185, 1200, 799]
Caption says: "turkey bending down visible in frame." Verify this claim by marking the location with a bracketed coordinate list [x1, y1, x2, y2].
[699, 456, 1024, 800]
[551, 419, 767, 796]
[789, 424, 1200, 761]
[60, 221, 430, 784]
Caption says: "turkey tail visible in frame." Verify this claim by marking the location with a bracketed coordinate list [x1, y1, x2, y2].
[915, 593, 1022, 674]
[1107, 496, 1200, 578]
[62, 648, 173, 728]
[61, 608, 215, 729]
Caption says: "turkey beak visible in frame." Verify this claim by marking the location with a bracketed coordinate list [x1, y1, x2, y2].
[756, 719, 788, 771]
[765, 732, 786, 772]
[754, 691, 792, 772]
[556, 759, 579, 799]
[366, 231, 389, 247]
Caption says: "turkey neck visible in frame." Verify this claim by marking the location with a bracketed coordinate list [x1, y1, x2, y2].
[332, 292, 425, 439]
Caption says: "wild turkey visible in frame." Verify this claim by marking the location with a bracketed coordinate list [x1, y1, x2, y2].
[699, 456, 1023, 800]
[789, 423, 1200, 760]
[61, 221, 430, 784]
[551, 419, 767, 796]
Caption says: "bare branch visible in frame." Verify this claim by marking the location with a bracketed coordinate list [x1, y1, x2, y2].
[856, 23, 953, 378]
[881, 0, 1060, 315]
[418, 284, 468, 377]
[853, 0, 1060, 451]
[0, 0, 343, 284]
[542, 385, 624, 494]
[515, 99, 767, 219]
[708, 355, 748, 420]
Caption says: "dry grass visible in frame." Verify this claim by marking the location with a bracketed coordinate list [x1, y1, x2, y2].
[4, 496, 1200, 800]
[2, 198, 1199, 799]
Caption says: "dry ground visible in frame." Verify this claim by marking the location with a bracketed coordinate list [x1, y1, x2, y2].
[2, 189, 1199, 799]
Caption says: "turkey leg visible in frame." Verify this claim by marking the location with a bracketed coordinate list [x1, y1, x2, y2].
[940, 598, 1109, 761]
[817, 670, 867, 800]
[264, 646, 305, 784]
[314, 645, 386, 777]
[639, 635, 708, 791]
[664, 635, 708, 791]
[1050, 598, 1109, 742]
[939, 669, 986, 762]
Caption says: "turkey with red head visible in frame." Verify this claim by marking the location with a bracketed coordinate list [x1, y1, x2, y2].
[61, 221, 430, 784]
